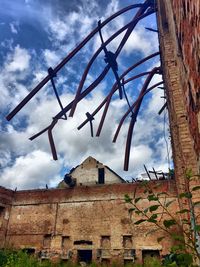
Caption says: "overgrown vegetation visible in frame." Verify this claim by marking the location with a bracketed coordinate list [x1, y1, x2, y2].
[124, 169, 200, 266]
[1, 249, 199, 267]
[0, 250, 161, 267]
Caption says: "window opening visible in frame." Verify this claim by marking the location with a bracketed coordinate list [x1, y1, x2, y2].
[101, 236, 110, 248]
[123, 235, 132, 248]
[62, 236, 71, 250]
[98, 168, 105, 184]
[77, 250, 92, 264]
[43, 234, 51, 249]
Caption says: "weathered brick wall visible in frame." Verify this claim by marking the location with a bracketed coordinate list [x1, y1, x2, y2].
[156, 0, 200, 198]
[0, 187, 13, 248]
[1, 181, 179, 263]
[171, 0, 200, 158]
[156, 3, 200, 258]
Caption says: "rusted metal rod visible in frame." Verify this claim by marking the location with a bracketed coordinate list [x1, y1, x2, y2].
[95, 72, 151, 137]
[98, 20, 123, 100]
[85, 112, 94, 137]
[145, 27, 158, 33]
[6, 4, 144, 121]
[69, 6, 156, 117]
[113, 80, 164, 143]
[77, 51, 160, 132]
[53, 11, 156, 122]
[48, 67, 67, 120]
[48, 119, 58, 160]
[144, 164, 152, 180]
[115, 1, 153, 57]
[7, 0, 159, 166]
[78, 72, 150, 133]
[152, 167, 159, 180]
[158, 102, 167, 115]
[124, 67, 161, 171]
[30, 50, 159, 141]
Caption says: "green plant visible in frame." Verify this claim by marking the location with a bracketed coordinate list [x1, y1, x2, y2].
[143, 256, 162, 267]
[0, 250, 7, 266]
[124, 170, 200, 266]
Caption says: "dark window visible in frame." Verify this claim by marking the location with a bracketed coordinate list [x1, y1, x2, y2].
[77, 250, 92, 264]
[74, 240, 92, 245]
[142, 250, 160, 262]
[0, 206, 5, 217]
[22, 248, 35, 255]
[98, 168, 105, 184]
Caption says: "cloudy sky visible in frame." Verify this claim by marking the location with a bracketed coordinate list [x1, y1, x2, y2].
[0, 0, 172, 190]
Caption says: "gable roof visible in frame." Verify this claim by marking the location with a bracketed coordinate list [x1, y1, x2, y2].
[104, 165, 126, 183]
[71, 156, 126, 182]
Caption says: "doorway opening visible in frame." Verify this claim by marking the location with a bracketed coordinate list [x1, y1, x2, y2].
[142, 249, 160, 262]
[77, 250, 92, 264]
[22, 248, 35, 255]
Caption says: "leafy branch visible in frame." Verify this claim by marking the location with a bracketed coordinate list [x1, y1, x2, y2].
[124, 172, 200, 264]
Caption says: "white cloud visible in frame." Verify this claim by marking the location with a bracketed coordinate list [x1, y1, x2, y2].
[123, 26, 158, 56]
[9, 22, 18, 34]
[48, 19, 71, 42]
[6, 45, 31, 72]
[92, 5, 158, 58]
[0, 45, 32, 111]
[0, 150, 62, 190]
[43, 49, 60, 67]
[104, 0, 119, 17]
[0, 150, 11, 169]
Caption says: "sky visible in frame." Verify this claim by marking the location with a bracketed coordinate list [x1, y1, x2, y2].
[0, 0, 172, 190]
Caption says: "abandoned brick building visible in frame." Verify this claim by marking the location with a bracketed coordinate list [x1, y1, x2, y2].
[0, 0, 200, 265]
[0, 157, 178, 264]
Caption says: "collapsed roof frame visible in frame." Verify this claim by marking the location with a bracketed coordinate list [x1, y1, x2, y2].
[6, 0, 166, 171]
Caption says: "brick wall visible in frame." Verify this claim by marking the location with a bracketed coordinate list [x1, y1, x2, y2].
[171, 0, 200, 158]
[0, 181, 179, 263]
[156, 0, 200, 197]
[156, 2, 200, 259]
[0, 187, 13, 248]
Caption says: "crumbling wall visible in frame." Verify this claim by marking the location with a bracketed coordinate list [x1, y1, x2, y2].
[156, 0, 200, 197]
[171, 0, 200, 158]
[0, 187, 13, 248]
[2, 181, 178, 263]
[156, 1, 200, 246]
